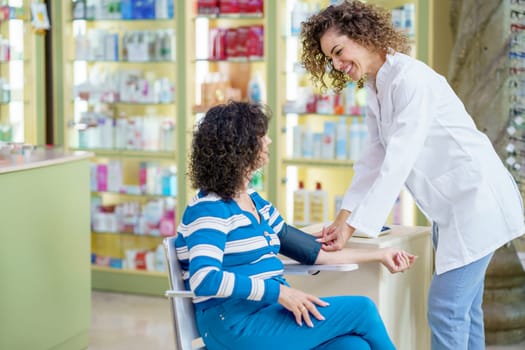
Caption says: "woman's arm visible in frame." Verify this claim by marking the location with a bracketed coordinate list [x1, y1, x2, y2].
[315, 245, 416, 273]
[279, 223, 416, 273]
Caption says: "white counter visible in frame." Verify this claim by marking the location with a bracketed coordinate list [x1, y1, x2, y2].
[0, 147, 92, 174]
[288, 224, 433, 350]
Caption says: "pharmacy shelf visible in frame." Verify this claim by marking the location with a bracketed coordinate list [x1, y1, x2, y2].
[194, 58, 265, 63]
[91, 191, 175, 199]
[194, 14, 264, 20]
[92, 265, 167, 277]
[282, 157, 354, 168]
[70, 100, 176, 106]
[92, 231, 175, 238]
[54, 1, 180, 296]
[70, 18, 174, 23]
[0, 1, 45, 145]
[71, 59, 176, 64]
[70, 148, 176, 159]
[283, 111, 364, 118]
[91, 265, 168, 296]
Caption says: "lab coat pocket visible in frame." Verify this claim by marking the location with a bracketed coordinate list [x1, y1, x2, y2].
[430, 162, 480, 206]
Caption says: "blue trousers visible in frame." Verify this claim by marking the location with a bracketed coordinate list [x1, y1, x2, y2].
[428, 252, 494, 350]
[196, 295, 396, 350]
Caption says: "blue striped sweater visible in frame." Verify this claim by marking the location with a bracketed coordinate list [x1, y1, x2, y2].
[176, 189, 287, 311]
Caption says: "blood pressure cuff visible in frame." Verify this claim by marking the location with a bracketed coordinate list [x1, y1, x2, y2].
[278, 223, 321, 265]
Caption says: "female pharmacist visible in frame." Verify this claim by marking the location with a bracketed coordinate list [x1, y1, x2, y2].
[300, 1, 525, 349]
[176, 101, 416, 350]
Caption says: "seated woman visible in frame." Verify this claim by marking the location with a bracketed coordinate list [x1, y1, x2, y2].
[176, 101, 416, 350]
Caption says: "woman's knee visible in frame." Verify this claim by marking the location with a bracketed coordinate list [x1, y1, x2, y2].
[345, 296, 384, 327]
[353, 295, 379, 315]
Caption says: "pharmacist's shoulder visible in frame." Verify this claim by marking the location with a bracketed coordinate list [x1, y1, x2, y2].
[386, 53, 434, 80]
[381, 54, 444, 98]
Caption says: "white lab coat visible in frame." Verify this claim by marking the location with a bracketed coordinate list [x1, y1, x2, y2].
[341, 52, 525, 274]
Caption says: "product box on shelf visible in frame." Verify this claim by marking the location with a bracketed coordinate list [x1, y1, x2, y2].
[197, 0, 263, 16]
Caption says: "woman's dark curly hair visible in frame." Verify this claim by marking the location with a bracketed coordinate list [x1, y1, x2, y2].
[301, 0, 410, 92]
[189, 101, 270, 200]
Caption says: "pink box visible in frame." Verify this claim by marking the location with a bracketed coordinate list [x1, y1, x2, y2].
[96, 164, 108, 192]
[219, 0, 240, 14]
[239, 0, 263, 14]
[139, 162, 147, 193]
[236, 26, 249, 59]
[225, 28, 238, 59]
[247, 25, 264, 59]
[209, 28, 227, 60]
[160, 209, 176, 237]
[197, 0, 218, 15]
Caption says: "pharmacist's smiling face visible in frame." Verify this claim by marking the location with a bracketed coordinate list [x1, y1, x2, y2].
[320, 28, 372, 81]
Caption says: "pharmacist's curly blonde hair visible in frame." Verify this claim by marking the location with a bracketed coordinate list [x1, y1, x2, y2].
[301, 0, 410, 92]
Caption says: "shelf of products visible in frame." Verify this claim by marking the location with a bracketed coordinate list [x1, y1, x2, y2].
[276, 0, 423, 227]
[0, 0, 44, 145]
[282, 157, 355, 168]
[57, 0, 178, 295]
[189, 0, 268, 195]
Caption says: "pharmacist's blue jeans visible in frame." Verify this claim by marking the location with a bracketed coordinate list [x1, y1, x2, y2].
[428, 252, 493, 350]
[195, 295, 396, 350]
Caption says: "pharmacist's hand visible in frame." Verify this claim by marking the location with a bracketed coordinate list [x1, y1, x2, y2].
[316, 210, 354, 251]
[278, 284, 328, 327]
[380, 248, 417, 273]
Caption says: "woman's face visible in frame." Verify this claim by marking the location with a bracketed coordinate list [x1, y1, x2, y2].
[320, 28, 377, 81]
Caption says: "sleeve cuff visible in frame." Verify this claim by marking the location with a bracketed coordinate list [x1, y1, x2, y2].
[262, 278, 281, 303]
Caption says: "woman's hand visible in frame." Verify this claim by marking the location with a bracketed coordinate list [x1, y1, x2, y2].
[380, 248, 417, 273]
[315, 210, 354, 251]
[277, 285, 329, 327]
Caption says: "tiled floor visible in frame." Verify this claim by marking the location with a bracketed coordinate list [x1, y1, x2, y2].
[89, 291, 525, 350]
[89, 291, 174, 350]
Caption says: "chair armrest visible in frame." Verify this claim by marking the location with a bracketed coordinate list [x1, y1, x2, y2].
[282, 259, 359, 275]
[165, 290, 195, 298]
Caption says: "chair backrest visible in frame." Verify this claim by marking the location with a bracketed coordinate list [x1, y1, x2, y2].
[163, 236, 206, 350]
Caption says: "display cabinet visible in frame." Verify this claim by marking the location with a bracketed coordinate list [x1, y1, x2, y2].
[275, 0, 433, 227]
[54, 0, 180, 295]
[0, 0, 45, 145]
[187, 0, 276, 200]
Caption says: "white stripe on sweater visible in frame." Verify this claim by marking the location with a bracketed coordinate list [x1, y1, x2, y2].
[217, 271, 235, 297]
[225, 236, 268, 253]
[190, 266, 219, 291]
[190, 244, 223, 261]
[179, 214, 250, 237]
[248, 278, 265, 301]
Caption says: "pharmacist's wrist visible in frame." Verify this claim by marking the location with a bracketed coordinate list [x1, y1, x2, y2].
[343, 223, 355, 241]
[336, 209, 351, 224]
